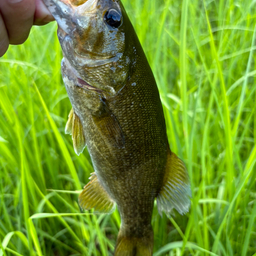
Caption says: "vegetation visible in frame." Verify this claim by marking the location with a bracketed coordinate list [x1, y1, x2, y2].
[0, 0, 255, 255]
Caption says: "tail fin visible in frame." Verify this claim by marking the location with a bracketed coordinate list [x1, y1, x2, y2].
[114, 230, 153, 256]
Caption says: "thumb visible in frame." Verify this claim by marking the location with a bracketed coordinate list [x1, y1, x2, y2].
[34, 0, 54, 25]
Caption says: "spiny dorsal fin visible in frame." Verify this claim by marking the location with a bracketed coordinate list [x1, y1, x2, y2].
[78, 173, 116, 213]
[157, 150, 191, 216]
[65, 108, 86, 155]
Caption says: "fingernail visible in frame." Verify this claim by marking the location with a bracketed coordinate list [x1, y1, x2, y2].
[7, 0, 24, 3]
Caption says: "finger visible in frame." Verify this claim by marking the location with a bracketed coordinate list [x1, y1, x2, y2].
[0, 0, 35, 45]
[34, 0, 54, 25]
[0, 13, 9, 57]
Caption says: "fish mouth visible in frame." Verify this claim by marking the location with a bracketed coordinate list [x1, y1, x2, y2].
[43, 0, 99, 33]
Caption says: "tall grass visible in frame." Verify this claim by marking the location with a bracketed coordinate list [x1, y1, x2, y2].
[0, 0, 256, 255]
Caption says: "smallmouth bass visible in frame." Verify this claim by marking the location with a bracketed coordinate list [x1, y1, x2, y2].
[42, 0, 191, 255]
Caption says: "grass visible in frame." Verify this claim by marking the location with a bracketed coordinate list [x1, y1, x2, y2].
[0, 0, 256, 255]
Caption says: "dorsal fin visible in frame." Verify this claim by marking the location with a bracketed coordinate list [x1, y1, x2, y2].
[65, 108, 86, 155]
[78, 173, 116, 213]
[157, 150, 191, 216]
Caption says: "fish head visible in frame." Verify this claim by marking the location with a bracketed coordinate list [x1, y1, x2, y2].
[43, 0, 134, 98]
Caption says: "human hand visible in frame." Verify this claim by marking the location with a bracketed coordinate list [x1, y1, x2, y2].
[0, 0, 54, 57]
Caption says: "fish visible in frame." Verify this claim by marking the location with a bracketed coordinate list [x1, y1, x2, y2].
[42, 0, 191, 255]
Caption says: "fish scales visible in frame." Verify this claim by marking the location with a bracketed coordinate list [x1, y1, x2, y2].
[42, 0, 191, 255]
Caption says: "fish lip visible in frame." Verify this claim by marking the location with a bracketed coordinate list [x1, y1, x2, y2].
[75, 0, 99, 14]
[42, 0, 73, 33]
[42, 0, 99, 33]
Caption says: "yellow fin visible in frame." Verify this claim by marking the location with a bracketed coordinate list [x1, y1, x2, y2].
[115, 231, 153, 256]
[65, 108, 86, 155]
[92, 100, 125, 148]
[78, 173, 115, 213]
[157, 151, 191, 216]
[104, 114, 125, 148]
[65, 108, 74, 135]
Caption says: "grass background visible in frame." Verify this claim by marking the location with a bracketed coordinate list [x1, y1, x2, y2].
[0, 0, 256, 255]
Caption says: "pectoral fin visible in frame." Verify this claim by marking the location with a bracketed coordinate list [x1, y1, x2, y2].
[93, 114, 125, 148]
[157, 150, 191, 216]
[92, 99, 125, 148]
[78, 173, 116, 213]
[65, 108, 86, 155]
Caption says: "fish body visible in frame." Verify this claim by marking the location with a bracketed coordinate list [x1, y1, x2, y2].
[43, 0, 191, 255]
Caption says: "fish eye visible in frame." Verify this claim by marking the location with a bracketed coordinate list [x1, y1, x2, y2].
[104, 9, 122, 28]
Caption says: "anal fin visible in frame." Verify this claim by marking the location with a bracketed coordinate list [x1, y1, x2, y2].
[78, 173, 115, 213]
[65, 108, 86, 155]
[157, 150, 191, 216]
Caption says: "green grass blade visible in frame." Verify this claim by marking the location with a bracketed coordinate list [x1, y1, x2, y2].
[34, 83, 81, 190]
